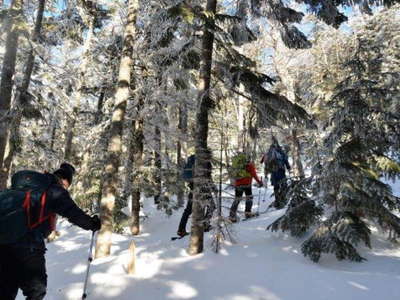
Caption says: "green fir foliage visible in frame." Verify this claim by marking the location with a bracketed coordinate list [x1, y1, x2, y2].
[268, 177, 323, 237]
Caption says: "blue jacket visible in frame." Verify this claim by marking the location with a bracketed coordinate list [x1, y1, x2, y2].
[270, 151, 290, 186]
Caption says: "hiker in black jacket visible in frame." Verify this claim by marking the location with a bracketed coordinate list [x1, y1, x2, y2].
[0, 163, 101, 300]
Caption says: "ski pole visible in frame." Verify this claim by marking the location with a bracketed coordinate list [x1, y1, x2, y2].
[257, 177, 262, 215]
[262, 181, 267, 202]
[82, 231, 96, 299]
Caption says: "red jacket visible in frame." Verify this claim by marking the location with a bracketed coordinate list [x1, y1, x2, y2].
[235, 163, 262, 186]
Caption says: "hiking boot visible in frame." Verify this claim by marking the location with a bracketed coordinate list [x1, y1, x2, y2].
[177, 230, 188, 237]
[245, 212, 256, 219]
[229, 216, 238, 223]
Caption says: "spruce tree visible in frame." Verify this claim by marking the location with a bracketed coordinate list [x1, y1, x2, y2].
[268, 6, 400, 262]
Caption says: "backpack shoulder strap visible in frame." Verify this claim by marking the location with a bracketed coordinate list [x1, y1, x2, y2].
[12, 170, 54, 230]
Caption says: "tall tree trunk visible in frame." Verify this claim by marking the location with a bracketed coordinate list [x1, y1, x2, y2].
[154, 124, 162, 204]
[0, 0, 45, 189]
[176, 104, 187, 207]
[131, 117, 144, 235]
[64, 13, 94, 161]
[95, 0, 138, 258]
[49, 114, 57, 152]
[188, 0, 217, 256]
[234, 89, 246, 151]
[95, 88, 105, 124]
[0, 0, 23, 188]
[291, 129, 304, 178]
[121, 118, 135, 209]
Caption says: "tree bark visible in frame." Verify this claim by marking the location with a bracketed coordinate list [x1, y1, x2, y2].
[121, 103, 143, 236]
[0, 0, 23, 188]
[154, 124, 162, 205]
[188, 0, 217, 256]
[0, 0, 45, 189]
[95, 0, 138, 258]
[291, 129, 304, 178]
[176, 104, 187, 207]
[131, 118, 143, 235]
[153, 97, 162, 205]
[95, 88, 105, 124]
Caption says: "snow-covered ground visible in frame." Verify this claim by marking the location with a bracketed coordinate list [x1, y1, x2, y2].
[17, 181, 400, 300]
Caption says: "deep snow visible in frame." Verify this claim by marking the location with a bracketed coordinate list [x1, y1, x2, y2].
[17, 181, 400, 300]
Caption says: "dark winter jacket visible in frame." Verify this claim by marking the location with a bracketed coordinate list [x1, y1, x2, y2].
[261, 147, 290, 186]
[270, 153, 290, 186]
[13, 174, 97, 249]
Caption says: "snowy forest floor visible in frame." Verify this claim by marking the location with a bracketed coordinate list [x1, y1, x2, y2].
[17, 182, 400, 300]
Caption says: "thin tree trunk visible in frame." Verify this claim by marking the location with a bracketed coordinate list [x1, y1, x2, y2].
[17, 0, 45, 98]
[154, 103, 162, 204]
[176, 104, 187, 207]
[188, 0, 217, 256]
[121, 117, 135, 208]
[95, 88, 105, 124]
[95, 0, 138, 258]
[0, 0, 45, 189]
[131, 118, 143, 235]
[49, 116, 57, 152]
[64, 13, 95, 161]
[0, 0, 23, 188]
[291, 129, 304, 178]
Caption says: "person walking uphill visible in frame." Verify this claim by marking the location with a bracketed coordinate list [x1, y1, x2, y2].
[261, 141, 291, 209]
[229, 153, 263, 223]
[0, 163, 101, 300]
[177, 153, 215, 237]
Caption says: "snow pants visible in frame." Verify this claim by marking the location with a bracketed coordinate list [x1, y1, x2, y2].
[272, 180, 288, 209]
[0, 245, 47, 300]
[178, 182, 194, 233]
[178, 181, 215, 233]
[229, 185, 253, 217]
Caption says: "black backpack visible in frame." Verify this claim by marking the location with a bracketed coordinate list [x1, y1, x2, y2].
[264, 146, 286, 173]
[0, 170, 54, 244]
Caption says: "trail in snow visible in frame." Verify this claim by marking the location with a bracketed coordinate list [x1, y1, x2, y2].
[16, 182, 400, 300]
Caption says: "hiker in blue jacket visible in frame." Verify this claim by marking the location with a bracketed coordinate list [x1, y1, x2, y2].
[177, 152, 215, 237]
[261, 142, 291, 209]
[0, 163, 101, 300]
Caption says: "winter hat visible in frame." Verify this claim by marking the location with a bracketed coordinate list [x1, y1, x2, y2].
[53, 162, 76, 185]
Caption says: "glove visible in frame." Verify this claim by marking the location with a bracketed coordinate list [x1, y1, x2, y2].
[258, 182, 263, 188]
[91, 215, 101, 232]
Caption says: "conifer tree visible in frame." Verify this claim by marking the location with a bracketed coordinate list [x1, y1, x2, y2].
[302, 7, 400, 262]
[0, 0, 24, 188]
[0, 0, 46, 189]
[268, 6, 400, 262]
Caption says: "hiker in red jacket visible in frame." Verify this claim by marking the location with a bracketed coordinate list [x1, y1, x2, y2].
[229, 153, 263, 222]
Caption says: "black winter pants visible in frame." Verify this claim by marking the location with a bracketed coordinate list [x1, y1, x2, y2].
[273, 180, 288, 209]
[177, 182, 215, 233]
[230, 185, 253, 217]
[0, 245, 47, 300]
[178, 182, 194, 233]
